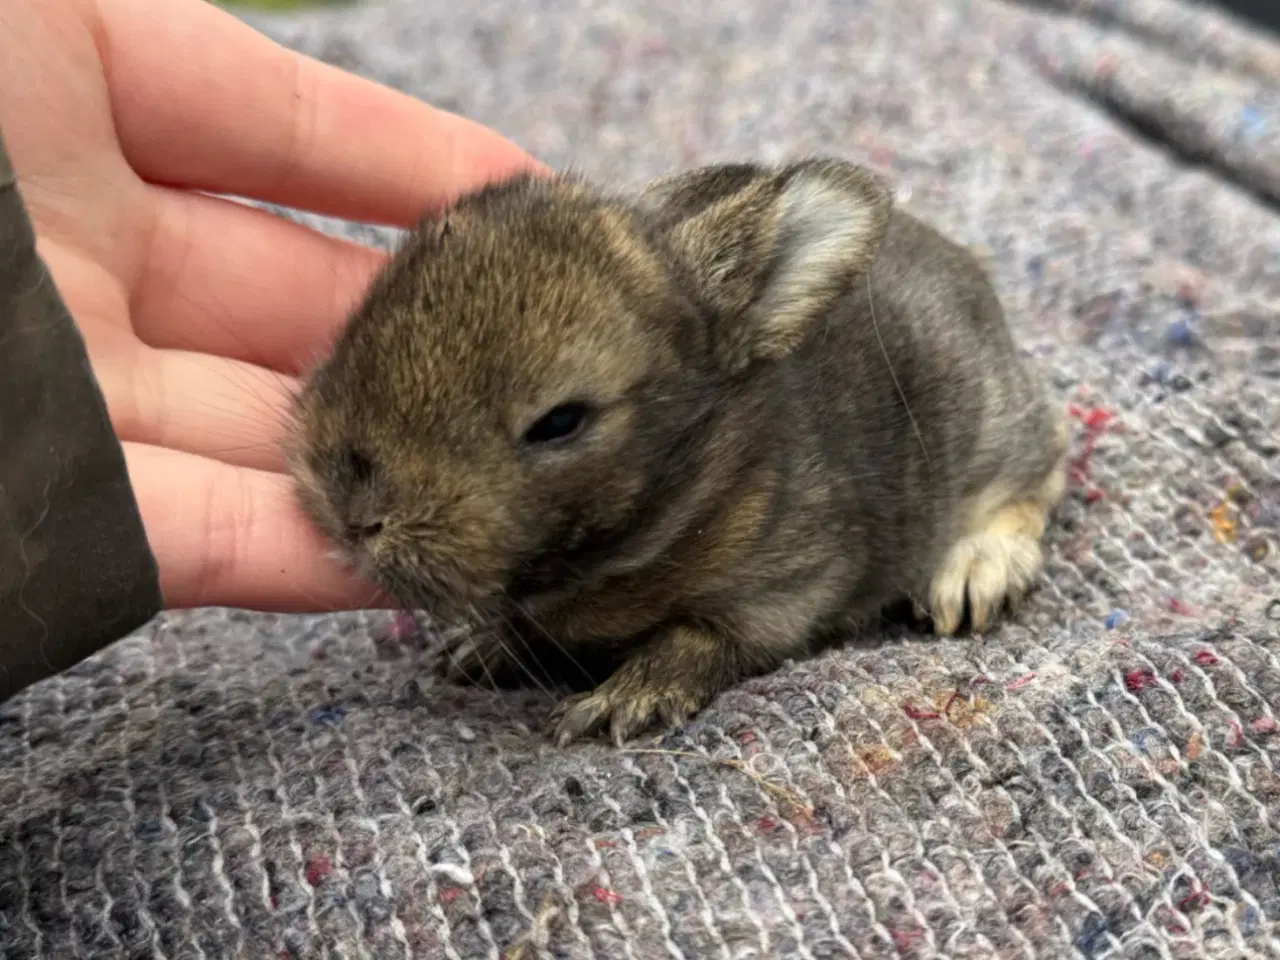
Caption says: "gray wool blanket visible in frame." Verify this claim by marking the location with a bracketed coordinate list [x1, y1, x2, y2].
[3, 0, 1280, 957]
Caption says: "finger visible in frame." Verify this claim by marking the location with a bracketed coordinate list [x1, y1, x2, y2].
[34, 235, 300, 473]
[98, 337, 299, 473]
[103, 0, 547, 227]
[133, 185, 384, 374]
[125, 441, 392, 613]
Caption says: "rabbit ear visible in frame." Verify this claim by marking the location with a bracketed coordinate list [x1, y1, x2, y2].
[638, 163, 770, 224]
[660, 159, 892, 373]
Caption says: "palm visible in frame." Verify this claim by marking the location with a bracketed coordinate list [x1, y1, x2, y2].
[1, 0, 541, 611]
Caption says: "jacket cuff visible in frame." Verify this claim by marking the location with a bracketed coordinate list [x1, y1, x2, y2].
[0, 126, 163, 702]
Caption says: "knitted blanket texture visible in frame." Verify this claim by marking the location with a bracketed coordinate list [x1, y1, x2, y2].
[3, 0, 1280, 957]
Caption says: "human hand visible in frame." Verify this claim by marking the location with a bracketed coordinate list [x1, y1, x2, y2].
[0, 0, 545, 613]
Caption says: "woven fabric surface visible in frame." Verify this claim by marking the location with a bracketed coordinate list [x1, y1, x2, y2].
[3, 0, 1280, 957]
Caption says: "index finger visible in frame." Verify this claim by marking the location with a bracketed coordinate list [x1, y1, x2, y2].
[102, 0, 547, 227]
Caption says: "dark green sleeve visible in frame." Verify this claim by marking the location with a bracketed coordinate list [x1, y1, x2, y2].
[0, 126, 163, 703]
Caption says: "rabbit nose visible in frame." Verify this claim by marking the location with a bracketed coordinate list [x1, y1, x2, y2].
[346, 520, 384, 542]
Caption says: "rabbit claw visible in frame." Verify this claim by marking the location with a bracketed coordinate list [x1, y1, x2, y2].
[547, 624, 733, 747]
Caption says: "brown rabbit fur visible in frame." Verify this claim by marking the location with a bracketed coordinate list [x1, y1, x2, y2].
[286, 158, 1069, 746]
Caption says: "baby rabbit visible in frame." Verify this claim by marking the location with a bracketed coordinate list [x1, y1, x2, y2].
[286, 157, 1068, 746]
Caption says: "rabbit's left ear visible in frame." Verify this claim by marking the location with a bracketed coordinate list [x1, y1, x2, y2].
[659, 158, 893, 373]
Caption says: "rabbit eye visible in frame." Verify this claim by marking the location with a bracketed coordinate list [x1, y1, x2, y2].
[524, 403, 591, 445]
